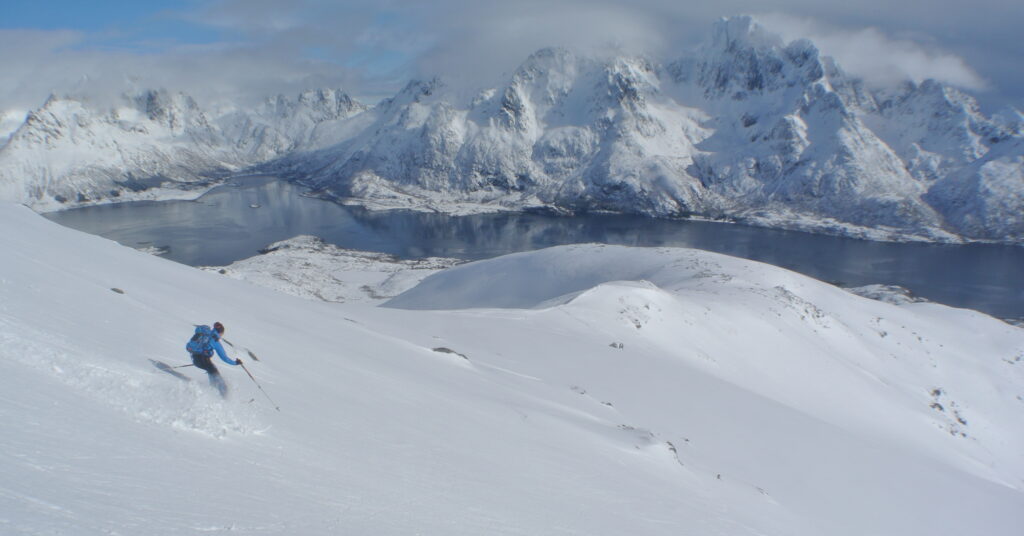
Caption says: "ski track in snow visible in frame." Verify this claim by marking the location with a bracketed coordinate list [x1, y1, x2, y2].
[0, 321, 264, 438]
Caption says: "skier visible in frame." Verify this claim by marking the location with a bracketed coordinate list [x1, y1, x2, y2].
[186, 321, 241, 397]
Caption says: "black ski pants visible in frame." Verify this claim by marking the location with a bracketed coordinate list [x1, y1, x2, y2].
[191, 352, 229, 397]
[191, 352, 220, 376]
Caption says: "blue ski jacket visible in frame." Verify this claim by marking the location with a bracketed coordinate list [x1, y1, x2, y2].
[202, 332, 239, 366]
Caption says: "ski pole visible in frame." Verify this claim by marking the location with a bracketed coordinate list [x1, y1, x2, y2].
[171, 364, 195, 369]
[222, 337, 261, 361]
[239, 361, 280, 411]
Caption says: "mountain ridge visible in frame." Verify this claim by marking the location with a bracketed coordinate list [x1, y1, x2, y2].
[1, 16, 1021, 243]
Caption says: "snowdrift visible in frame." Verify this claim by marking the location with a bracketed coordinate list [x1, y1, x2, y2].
[1, 201, 1023, 535]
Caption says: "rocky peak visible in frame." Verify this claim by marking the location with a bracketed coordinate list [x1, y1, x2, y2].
[709, 15, 784, 53]
[514, 47, 581, 81]
[384, 78, 444, 109]
[492, 48, 588, 131]
[688, 16, 827, 100]
[884, 80, 983, 121]
[6, 95, 92, 148]
[876, 79, 1009, 163]
[295, 88, 366, 120]
[601, 57, 659, 107]
[131, 89, 206, 131]
[261, 88, 367, 123]
[495, 50, 660, 129]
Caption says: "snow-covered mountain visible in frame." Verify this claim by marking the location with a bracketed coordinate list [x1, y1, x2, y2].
[2, 200, 1023, 534]
[673, 18, 945, 235]
[1, 16, 1022, 242]
[0, 90, 231, 207]
[217, 88, 368, 161]
[273, 16, 1024, 242]
[0, 88, 367, 210]
[282, 49, 715, 217]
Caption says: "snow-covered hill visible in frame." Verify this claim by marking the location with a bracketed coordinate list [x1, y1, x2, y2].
[201, 235, 458, 304]
[2, 200, 1022, 535]
[1, 16, 1022, 242]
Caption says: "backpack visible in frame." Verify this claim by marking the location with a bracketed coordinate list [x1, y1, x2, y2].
[186, 325, 216, 356]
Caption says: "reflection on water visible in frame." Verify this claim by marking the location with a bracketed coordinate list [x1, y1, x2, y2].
[45, 176, 1024, 319]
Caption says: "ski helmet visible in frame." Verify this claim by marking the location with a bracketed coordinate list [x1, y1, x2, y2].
[213, 322, 225, 334]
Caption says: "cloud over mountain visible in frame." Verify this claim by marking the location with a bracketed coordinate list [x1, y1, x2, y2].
[1, 1, 1020, 111]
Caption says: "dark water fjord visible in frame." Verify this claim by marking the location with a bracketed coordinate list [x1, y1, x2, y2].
[45, 176, 1024, 320]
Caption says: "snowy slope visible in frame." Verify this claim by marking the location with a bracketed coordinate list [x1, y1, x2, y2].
[2, 201, 1022, 535]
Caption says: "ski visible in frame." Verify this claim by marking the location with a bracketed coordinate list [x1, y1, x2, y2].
[149, 359, 192, 382]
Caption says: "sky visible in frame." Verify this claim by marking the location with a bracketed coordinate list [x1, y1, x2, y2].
[0, 0, 1021, 112]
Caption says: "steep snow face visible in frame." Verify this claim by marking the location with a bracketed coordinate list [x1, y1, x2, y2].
[308, 78, 481, 194]
[925, 136, 1024, 239]
[682, 15, 826, 99]
[662, 17, 1021, 240]
[871, 81, 1008, 179]
[217, 88, 369, 160]
[3, 202, 1024, 535]
[670, 16, 943, 234]
[0, 90, 233, 208]
[294, 49, 713, 217]
[867, 82, 1024, 239]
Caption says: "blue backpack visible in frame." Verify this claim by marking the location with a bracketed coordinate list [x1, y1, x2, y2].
[186, 325, 216, 356]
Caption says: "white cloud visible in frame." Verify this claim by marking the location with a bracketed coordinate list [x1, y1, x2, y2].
[0, 29, 368, 110]
[754, 13, 988, 91]
[406, 1, 672, 92]
[0, 1, 1018, 112]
